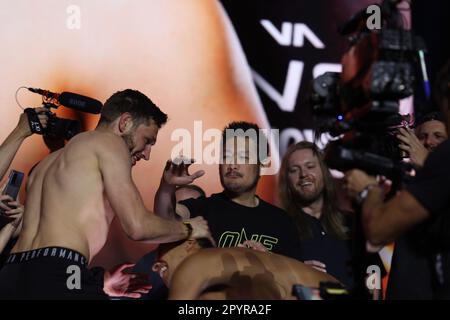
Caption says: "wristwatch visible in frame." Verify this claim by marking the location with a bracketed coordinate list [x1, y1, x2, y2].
[183, 221, 193, 239]
[356, 184, 379, 206]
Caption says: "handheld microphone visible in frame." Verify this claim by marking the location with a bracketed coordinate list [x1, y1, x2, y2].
[28, 88, 102, 114]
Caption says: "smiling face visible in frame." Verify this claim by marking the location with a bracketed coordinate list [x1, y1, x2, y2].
[286, 149, 324, 204]
[416, 120, 448, 151]
[122, 119, 159, 166]
[219, 136, 260, 195]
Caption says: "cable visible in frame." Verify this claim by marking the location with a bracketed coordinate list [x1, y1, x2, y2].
[14, 86, 28, 110]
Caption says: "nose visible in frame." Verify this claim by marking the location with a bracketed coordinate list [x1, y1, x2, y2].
[299, 167, 307, 178]
[229, 162, 239, 171]
[424, 137, 436, 150]
[224, 153, 240, 169]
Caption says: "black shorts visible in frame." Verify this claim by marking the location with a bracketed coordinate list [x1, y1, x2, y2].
[0, 247, 108, 300]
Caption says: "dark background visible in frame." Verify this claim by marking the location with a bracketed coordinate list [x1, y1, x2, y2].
[220, 0, 450, 149]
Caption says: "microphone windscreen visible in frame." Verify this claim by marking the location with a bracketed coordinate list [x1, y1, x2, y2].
[58, 92, 102, 114]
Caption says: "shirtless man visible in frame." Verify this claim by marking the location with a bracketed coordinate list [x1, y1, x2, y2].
[151, 239, 339, 300]
[2, 0, 277, 265]
[0, 89, 211, 299]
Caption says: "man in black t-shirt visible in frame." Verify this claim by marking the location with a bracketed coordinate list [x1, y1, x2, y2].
[154, 121, 301, 259]
[346, 139, 450, 298]
[387, 112, 448, 299]
[179, 192, 300, 257]
[344, 60, 450, 298]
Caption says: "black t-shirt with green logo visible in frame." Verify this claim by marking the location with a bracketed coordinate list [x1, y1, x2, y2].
[180, 192, 301, 260]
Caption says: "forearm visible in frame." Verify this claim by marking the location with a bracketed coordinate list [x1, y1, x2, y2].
[132, 212, 188, 243]
[362, 187, 389, 245]
[0, 224, 17, 253]
[154, 179, 178, 220]
[0, 128, 27, 179]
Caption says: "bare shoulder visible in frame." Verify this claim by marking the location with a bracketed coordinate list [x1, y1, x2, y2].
[72, 130, 124, 148]
[69, 130, 128, 159]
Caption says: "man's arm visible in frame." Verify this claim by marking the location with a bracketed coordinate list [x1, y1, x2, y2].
[0, 223, 16, 254]
[154, 180, 192, 221]
[97, 134, 209, 243]
[5, 199, 24, 239]
[345, 169, 429, 246]
[362, 188, 429, 245]
[154, 158, 204, 220]
[0, 194, 23, 252]
[0, 108, 48, 180]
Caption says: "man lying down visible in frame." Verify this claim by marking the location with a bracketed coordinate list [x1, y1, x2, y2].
[150, 238, 340, 300]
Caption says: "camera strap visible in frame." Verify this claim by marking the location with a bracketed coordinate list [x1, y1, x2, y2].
[24, 108, 44, 135]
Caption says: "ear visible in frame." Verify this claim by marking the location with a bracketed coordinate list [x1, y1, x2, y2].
[118, 113, 134, 134]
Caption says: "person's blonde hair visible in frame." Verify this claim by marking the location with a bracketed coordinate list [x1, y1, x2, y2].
[278, 141, 348, 240]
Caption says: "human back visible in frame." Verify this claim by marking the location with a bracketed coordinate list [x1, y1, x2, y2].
[12, 130, 120, 261]
[169, 247, 339, 300]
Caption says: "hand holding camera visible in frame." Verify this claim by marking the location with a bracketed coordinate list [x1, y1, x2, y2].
[397, 127, 429, 168]
[16, 107, 49, 139]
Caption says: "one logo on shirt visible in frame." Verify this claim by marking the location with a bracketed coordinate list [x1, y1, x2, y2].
[218, 228, 278, 250]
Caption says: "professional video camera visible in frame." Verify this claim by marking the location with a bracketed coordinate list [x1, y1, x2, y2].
[310, 0, 427, 187]
[24, 88, 102, 140]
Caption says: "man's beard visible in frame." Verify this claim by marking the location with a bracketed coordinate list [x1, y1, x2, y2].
[122, 133, 135, 153]
[220, 172, 260, 195]
[291, 185, 323, 206]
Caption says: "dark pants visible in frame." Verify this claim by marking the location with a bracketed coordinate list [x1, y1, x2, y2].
[0, 246, 108, 300]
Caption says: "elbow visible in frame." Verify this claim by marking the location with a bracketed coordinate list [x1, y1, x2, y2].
[123, 220, 145, 241]
[123, 218, 165, 242]
[127, 231, 144, 242]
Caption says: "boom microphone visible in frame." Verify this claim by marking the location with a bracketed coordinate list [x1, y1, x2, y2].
[28, 88, 102, 114]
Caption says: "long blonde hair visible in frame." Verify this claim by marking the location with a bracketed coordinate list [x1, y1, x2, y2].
[278, 141, 348, 240]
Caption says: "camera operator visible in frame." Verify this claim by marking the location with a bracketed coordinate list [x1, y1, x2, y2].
[0, 108, 48, 255]
[344, 59, 450, 298]
[387, 111, 448, 299]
